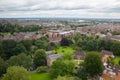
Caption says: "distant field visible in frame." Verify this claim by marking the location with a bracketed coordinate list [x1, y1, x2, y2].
[30, 72, 51, 80]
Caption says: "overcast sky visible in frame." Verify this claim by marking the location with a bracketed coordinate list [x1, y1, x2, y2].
[0, 0, 120, 18]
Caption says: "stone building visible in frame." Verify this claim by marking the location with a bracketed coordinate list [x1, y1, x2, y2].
[45, 51, 62, 66]
[46, 30, 75, 42]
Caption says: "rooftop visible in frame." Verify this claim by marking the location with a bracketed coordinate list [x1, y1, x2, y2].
[48, 30, 74, 34]
[45, 51, 53, 55]
[48, 54, 62, 60]
[101, 50, 113, 56]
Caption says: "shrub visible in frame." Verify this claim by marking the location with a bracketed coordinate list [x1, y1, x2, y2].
[36, 66, 48, 73]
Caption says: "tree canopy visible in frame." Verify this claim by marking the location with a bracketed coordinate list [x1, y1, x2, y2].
[7, 53, 33, 69]
[84, 52, 103, 77]
[33, 49, 46, 67]
[0, 57, 7, 76]
[2, 66, 30, 80]
[50, 60, 75, 78]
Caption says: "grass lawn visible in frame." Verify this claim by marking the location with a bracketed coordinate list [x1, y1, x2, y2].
[30, 72, 51, 80]
[56, 47, 75, 54]
[56, 47, 75, 60]
[112, 57, 120, 65]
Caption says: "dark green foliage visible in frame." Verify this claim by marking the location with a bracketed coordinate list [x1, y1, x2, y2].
[7, 53, 33, 69]
[33, 49, 46, 67]
[50, 60, 75, 78]
[69, 33, 120, 56]
[0, 57, 7, 76]
[100, 40, 113, 51]
[77, 62, 88, 80]
[34, 37, 49, 50]
[79, 39, 98, 51]
[84, 52, 103, 77]
[77, 67, 87, 80]
[47, 42, 60, 50]
[13, 43, 27, 55]
[20, 40, 32, 51]
[111, 41, 120, 56]
[60, 38, 72, 46]
[0, 37, 49, 60]
[35, 40, 47, 49]
[1, 40, 16, 59]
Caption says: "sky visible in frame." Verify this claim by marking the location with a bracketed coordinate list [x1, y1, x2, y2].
[0, 0, 120, 18]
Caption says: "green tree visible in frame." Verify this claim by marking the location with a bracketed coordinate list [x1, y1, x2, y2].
[77, 62, 87, 80]
[33, 49, 46, 67]
[47, 42, 60, 50]
[30, 45, 38, 55]
[2, 40, 16, 59]
[7, 53, 33, 69]
[2, 66, 30, 80]
[0, 57, 7, 76]
[84, 52, 103, 77]
[13, 43, 27, 55]
[111, 41, 120, 56]
[20, 40, 32, 51]
[50, 60, 75, 78]
[60, 38, 72, 46]
[35, 39, 48, 49]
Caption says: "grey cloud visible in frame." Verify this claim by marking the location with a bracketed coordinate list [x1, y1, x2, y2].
[0, 0, 120, 18]
[108, 7, 120, 13]
[0, 0, 93, 12]
[87, 5, 120, 13]
[0, 5, 92, 12]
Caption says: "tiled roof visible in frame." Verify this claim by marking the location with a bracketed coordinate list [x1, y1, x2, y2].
[101, 50, 113, 56]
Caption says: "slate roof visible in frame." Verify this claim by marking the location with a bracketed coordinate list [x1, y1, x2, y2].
[45, 51, 53, 55]
[48, 54, 62, 60]
[101, 50, 113, 56]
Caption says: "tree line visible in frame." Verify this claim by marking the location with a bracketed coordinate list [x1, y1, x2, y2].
[0, 37, 60, 60]
[67, 33, 120, 56]
[0, 23, 42, 34]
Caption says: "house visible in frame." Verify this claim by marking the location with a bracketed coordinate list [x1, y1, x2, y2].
[46, 51, 62, 66]
[1, 32, 42, 41]
[100, 50, 114, 63]
[74, 52, 86, 60]
[47, 54, 62, 66]
[102, 63, 120, 80]
[95, 32, 106, 39]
